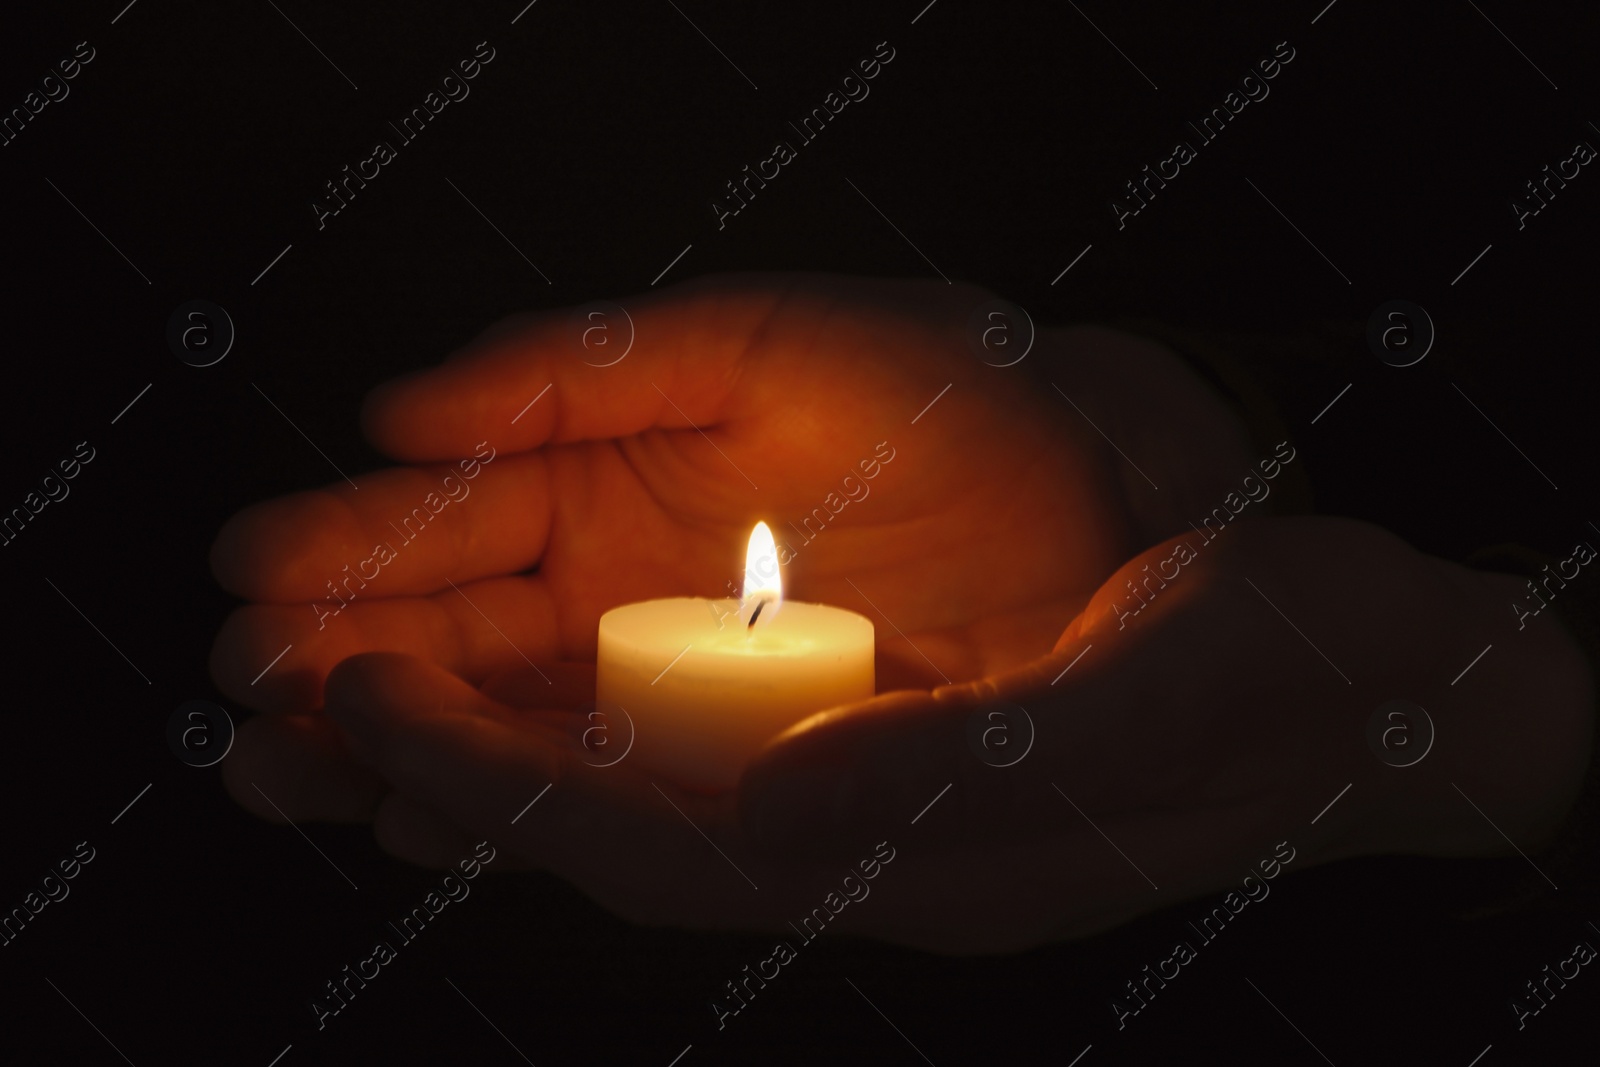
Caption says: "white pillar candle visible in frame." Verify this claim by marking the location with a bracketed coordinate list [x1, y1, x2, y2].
[596, 523, 875, 792]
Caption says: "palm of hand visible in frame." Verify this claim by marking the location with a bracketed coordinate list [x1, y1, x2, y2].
[527, 288, 1138, 690]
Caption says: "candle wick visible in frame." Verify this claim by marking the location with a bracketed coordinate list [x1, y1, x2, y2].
[747, 598, 766, 629]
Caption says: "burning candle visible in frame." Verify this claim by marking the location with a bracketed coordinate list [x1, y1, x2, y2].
[596, 522, 875, 791]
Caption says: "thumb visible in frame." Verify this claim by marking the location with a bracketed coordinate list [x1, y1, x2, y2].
[737, 687, 1043, 860]
[359, 275, 790, 463]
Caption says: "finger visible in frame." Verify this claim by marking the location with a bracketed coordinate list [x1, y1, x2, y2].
[209, 451, 547, 603]
[738, 687, 1046, 856]
[222, 712, 388, 823]
[323, 653, 772, 926]
[324, 653, 658, 834]
[481, 663, 594, 708]
[372, 792, 481, 869]
[210, 574, 568, 713]
[360, 277, 792, 462]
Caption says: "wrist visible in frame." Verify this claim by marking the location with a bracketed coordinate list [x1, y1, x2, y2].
[1370, 569, 1594, 862]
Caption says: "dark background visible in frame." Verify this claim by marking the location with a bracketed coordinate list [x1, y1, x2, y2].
[2, 0, 1596, 1063]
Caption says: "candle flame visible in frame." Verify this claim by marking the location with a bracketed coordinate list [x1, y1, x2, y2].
[742, 521, 782, 628]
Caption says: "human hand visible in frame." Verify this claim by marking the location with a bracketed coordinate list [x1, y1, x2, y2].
[272, 515, 1592, 955]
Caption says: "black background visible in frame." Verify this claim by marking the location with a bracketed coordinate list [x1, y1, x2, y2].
[2, 1, 1597, 1063]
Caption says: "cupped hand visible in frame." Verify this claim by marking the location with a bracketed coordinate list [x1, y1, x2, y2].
[212, 275, 1202, 705]
[266, 515, 1591, 954]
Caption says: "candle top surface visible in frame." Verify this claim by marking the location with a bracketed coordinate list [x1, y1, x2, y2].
[599, 597, 874, 659]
